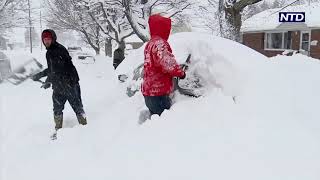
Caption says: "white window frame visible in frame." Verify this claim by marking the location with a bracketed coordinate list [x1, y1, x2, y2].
[264, 31, 293, 51]
[300, 30, 311, 53]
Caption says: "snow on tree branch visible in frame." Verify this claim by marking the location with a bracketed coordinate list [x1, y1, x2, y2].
[0, 0, 27, 32]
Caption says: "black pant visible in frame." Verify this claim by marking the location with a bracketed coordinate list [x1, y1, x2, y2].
[113, 59, 123, 69]
[144, 95, 172, 116]
[52, 83, 85, 116]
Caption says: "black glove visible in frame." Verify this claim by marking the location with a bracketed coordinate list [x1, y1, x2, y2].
[180, 64, 189, 71]
[41, 82, 51, 89]
[32, 73, 42, 81]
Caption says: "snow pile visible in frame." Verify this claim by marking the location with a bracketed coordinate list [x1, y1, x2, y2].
[118, 32, 267, 97]
[1, 33, 320, 180]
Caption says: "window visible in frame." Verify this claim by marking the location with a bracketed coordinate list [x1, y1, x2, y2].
[266, 33, 282, 49]
[265, 32, 292, 50]
[300, 32, 310, 52]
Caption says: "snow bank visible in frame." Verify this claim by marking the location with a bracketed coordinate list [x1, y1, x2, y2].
[117, 32, 267, 97]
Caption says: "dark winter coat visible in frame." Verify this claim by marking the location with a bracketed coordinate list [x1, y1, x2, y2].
[113, 48, 125, 69]
[141, 14, 185, 96]
[35, 29, 79, 91]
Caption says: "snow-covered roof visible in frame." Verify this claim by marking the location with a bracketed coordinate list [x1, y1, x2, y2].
[242, 3, 320, 32]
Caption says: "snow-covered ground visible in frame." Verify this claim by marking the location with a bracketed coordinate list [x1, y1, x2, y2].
[1, 32, 320, 180]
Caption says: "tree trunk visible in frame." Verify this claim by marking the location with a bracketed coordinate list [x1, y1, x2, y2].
[113, 40, 126, 60]
[94, 46, 100, 55]
[124, 12, 149, 42]
[117, 40, 126, 56]
[81, 29, 100, 55]
[225, 7, 242, 42]
[218, 0, 262, 42]
[123, 0, 149, 42]
[105, 37, 112, 57]
[95, 27, 101, 55]
[218, 0, 226, 37]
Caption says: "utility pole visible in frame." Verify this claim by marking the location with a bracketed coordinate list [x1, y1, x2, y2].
[28, 0, 33, 53]
[40, 1, 43, 51]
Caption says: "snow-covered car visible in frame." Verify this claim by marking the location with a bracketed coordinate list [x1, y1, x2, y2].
[67, 46, 82, 57]
[76, 52, 95, 64]
[116, 32, 267, 98]
[0, 51, 12, 83]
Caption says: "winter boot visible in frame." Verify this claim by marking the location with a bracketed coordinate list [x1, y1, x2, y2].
[54, 114, 63, 130]
[77, 113, 87, 125]
[138, 109, 151, 125]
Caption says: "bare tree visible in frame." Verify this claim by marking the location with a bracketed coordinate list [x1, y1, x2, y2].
[45, 0, 193, 58]
[45, 0, 103, 54]
[200, 0, 270, 41]
[122, 0, 192, 42]
[0, 0, 27, 33]
[83, 0, 133, 54]
[217, 0, 263, 42]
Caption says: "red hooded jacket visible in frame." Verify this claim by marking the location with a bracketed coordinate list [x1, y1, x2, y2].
[141, 15, 185, 96]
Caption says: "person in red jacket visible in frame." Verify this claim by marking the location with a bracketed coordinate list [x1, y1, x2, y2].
[141, 14, 186, 117]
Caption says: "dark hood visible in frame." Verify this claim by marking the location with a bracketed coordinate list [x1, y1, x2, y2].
[148, 14, 171, 41]
[41, 29, 57, 49]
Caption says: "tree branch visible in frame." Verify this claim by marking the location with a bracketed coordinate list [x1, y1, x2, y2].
[233, 0, 263, 11]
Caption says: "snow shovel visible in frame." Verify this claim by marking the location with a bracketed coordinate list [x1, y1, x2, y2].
[6, 58, 43, 85]
[174, 54, 202, 98]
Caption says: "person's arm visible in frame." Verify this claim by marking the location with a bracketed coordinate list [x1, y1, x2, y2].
[33, 52, 53, 82]
[154, 40, 185, 78]
[32, 68, 48, 81]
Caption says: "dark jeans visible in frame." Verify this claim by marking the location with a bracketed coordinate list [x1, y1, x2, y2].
[52, 83, 85, 116]
[144, 95, 172, 116]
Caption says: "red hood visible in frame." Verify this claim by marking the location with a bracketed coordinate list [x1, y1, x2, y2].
[148, 14, 171, 40]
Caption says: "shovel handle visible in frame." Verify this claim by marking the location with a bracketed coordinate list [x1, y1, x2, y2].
[35, 79, 45, 84]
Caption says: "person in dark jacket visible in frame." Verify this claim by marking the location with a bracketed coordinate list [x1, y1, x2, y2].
[32, 29, 87, 131]
[113, 48, 125, 69]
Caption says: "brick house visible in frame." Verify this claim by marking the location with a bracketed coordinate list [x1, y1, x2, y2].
[241, 3, 320, 59]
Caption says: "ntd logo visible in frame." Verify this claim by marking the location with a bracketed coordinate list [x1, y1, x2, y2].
[279, 12, 305, 22]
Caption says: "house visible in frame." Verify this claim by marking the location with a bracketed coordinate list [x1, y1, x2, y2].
[241, 3, 320, 59]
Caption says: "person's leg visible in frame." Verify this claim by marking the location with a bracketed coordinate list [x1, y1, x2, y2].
[138, 109, 151, 124]
[67, 83, 87, 125]
[52, 91, 67, 130]
[144, 95, 172, 116]
[159, 95, 172, 113]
